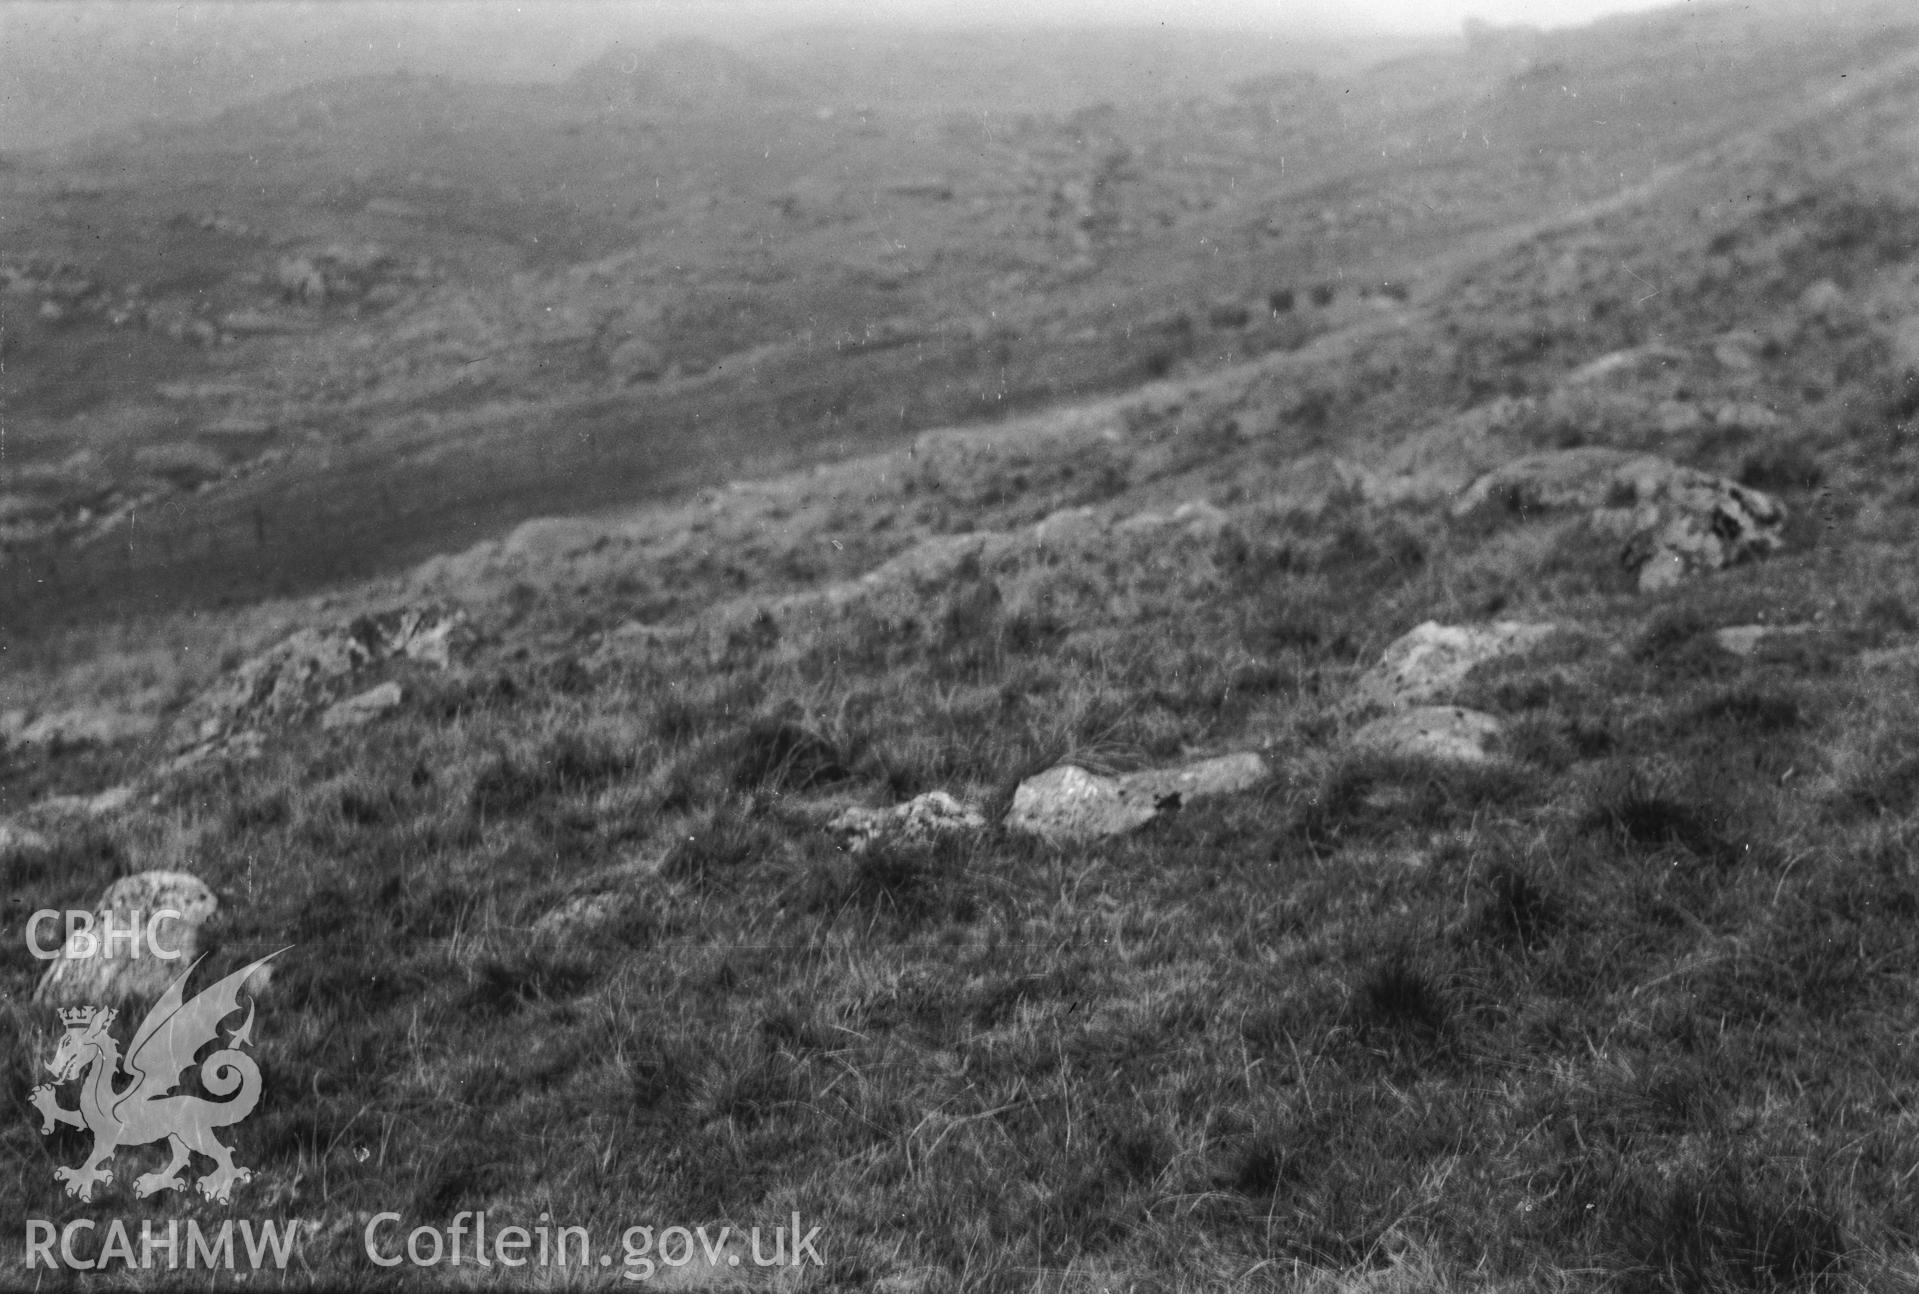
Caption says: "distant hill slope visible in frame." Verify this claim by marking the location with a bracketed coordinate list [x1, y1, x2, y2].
[3, 4, 1916, 643]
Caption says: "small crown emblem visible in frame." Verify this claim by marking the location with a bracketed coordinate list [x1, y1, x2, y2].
[57, 1006, 98, 1028]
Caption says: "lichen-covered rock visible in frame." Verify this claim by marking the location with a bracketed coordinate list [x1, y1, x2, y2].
[1355, 621, 1558, 711]
[1353, 706, 1503, 765]
[1608, 471, 1786, 591]
[33, 871, 218, 1008]
[1454, 450, 1786, 590]
[173, 604, 467, 752]
[1006, 752, 1269, 843]
[828, 791, 986, 853]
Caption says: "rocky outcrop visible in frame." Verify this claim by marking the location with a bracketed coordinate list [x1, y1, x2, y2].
[1354, 620, 1558, 711]
[33, 871, 219, 1008]
[1006, 752, 1269, 843]
[828, 791, 986, 853]
[1607, 470, 1787, 591]
[1353, 706, 1504, 765]
[172, 605, 468, 754]
[1454, 450, 1786, 590]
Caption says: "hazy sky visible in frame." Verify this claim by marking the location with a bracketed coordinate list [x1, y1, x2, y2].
[517, 0, 1686, 36]
[0, 0, 1692, 149]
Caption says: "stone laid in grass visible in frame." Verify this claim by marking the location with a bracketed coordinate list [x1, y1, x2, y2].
[1452, 449, 1787, 591]
[1562, 344, 1688, 386]
[532, 890, 628, 940]
[320, 681, 404, 730]
[1354, 620, 1558, 711]
[0, 820, 52, 856]
[1352, 706, 1504, 765]
[28, 783, 139, 819]
[1713, 623, 1816, 657]
[1006, 752, 1269, 843]
[828, 791, 986, 853]
[32, 870, 219, 1008]
[1114, 498, 1232, 539]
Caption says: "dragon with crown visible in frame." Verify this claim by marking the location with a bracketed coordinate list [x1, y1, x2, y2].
[31, 951, 284, 1203]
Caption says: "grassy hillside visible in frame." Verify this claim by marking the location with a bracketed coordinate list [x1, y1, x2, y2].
[5, 6, 1906, 637]
[9, 6, 1919, 1291]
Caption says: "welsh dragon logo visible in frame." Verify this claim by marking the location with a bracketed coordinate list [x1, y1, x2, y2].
[31, 951, 285, 1204]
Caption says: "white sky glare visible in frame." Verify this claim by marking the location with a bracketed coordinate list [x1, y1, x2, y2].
[606, 0, 1686, 35]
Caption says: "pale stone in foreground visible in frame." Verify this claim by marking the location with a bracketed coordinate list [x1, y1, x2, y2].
[1355, 620, 1558, 711]
[1353, 706, 1504, 765]
[1007, 752, 1270, 842]
[33, 870, 218, 1008]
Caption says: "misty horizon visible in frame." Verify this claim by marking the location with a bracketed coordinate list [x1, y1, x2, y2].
[0, 0, 1698, 152]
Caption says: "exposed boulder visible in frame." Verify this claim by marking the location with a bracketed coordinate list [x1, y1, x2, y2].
[1713, 623, 1816, 657]
[828, 791, 986, 853]
[1454, 450, 1786, 591]
[1798, 278, 1849, 327]
[33, 871, 218, 1008]
[501, 517, 614, 563]
[608, 335, 667, 385]
[30, 784, 138, 818]
[1563, 344, 1687, 387]
[533, 891, 629, 940]
[275, 256, 327, 305]
[1353, 706, 1504, 765]
[320, 681, 404, 730]
[173, 604, 468, 752]
[1354, 620, 1558, 711]
[1891, 315, 1919, 372]
[1006, 752, 1269, 843]
[1114, 499, 1231, 539]
[1608, 471, 1787, 591]
[0, 820, 52, 857]
[1708, 401, 1782, 433]
[1712, 331, 1764, 373]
